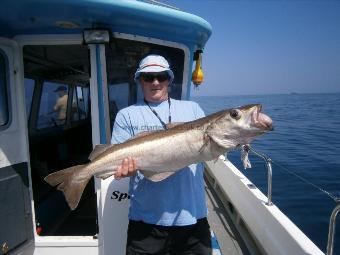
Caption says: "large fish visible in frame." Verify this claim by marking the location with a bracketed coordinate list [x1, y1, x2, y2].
[45, 104, 273, 210]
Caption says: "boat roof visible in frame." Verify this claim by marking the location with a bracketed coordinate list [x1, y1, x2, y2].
[0, 0, 212, 48]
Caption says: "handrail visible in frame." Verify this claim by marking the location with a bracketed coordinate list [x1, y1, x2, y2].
[244, 145, 273, 206]
[245, 145, 340, 254]
[327, 203, 340, 255]
[243, 145, 340, 254]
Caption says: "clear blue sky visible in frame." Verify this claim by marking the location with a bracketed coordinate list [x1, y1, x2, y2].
[165, 0, 340, 96]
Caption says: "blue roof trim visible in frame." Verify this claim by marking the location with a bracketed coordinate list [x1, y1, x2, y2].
[0, 0, 212, 47]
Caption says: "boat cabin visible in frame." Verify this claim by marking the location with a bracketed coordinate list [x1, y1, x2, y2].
[0, 1, 212, 254]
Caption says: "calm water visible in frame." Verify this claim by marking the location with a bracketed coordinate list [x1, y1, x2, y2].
[193, 93, 340, 254]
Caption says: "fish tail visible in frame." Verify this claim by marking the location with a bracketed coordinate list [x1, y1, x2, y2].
[44, 164, 90, 210]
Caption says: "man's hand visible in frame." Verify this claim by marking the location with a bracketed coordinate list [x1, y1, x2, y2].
[114, 157, 138, 180]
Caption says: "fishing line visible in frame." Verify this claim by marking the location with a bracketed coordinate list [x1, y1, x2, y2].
[269, 159, 339, 203]
[245, 145, 339, 203]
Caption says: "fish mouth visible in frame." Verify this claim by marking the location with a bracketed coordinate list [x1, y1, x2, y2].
[245, 104, 274, 131]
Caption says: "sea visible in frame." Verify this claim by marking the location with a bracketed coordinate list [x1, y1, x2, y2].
[193, 93, 340, 254]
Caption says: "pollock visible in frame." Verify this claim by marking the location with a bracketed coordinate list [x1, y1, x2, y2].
[45, 104, 273, 210]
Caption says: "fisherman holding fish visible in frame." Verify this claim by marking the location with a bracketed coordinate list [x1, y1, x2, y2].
[44, 55, 273, 254]
[111, 55, 212, 255]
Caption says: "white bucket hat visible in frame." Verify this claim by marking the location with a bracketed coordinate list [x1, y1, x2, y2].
[134, 54, 174, 84]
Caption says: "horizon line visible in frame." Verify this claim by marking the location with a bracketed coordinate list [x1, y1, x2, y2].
[191, 91, 340, 98]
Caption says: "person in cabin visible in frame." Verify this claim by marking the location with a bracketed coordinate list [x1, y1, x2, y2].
[53, 85, 68, 125]
[111, 54, 212, 255]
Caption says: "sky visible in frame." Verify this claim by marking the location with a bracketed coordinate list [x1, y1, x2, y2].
[164, 0, 340, 96]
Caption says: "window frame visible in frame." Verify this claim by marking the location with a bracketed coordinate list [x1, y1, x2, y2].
[75, 85, 88, 120]
[24, 77, 36, 122]
[0, 48, 11, 130]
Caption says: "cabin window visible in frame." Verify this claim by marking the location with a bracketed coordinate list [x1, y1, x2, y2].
[0, 51, 9, 127]
[82, 86, 90, 117]
[108, 82, 129, 128]
[105, 38, 184, 132]
[136, 83, 144, 103]
[105, 38, 185, 122]
[109, 83, 129, 110]
[37, 82, 69, 129]
[71, 86, 88, 122]
[24, 78, 35, 120]
[71, 86, 80, 122]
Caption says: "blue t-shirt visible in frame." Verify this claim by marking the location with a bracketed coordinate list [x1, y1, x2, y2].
[111, 98, 207, 226]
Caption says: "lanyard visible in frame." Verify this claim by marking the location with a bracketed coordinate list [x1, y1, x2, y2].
[144, 97, 171, 130]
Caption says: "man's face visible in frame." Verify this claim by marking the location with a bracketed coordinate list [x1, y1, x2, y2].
[140, 72, 170, 102]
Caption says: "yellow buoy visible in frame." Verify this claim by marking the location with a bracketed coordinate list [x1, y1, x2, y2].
[191, 50, 204, 87]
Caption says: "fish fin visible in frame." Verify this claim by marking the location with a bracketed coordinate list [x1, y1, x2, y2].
[89, 144, 114, 161]
[44, 165, 90, 210]
[140, 170, 176, 182]
[166, 122, 185, 129]
[95, 172, 113, 180]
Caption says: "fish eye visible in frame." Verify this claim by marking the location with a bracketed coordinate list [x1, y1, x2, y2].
[230, 109, 241, 120]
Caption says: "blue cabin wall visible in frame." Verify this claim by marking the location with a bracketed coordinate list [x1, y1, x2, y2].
[0, 0, 211, 102]
[0, 0, 212, 49]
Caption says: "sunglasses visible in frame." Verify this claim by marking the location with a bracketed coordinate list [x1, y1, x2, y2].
[141, 72, 169, 83]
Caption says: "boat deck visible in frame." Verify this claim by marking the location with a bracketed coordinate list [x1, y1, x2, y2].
[205, 180, 250, 255]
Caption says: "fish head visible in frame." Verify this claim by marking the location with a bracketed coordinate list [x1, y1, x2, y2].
[209, 104, 273, 149]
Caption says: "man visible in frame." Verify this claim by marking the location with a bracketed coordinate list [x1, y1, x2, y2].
[53, 85, 68, 125]
[111, 55, 212, 255]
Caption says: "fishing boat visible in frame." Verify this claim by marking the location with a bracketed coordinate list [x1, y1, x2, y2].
[0, 1, 337, 254]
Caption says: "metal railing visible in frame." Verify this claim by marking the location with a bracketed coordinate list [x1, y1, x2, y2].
[244, 145, 273, 206]
[327, 203, 340, 255]
[245, 145, 339, 254]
